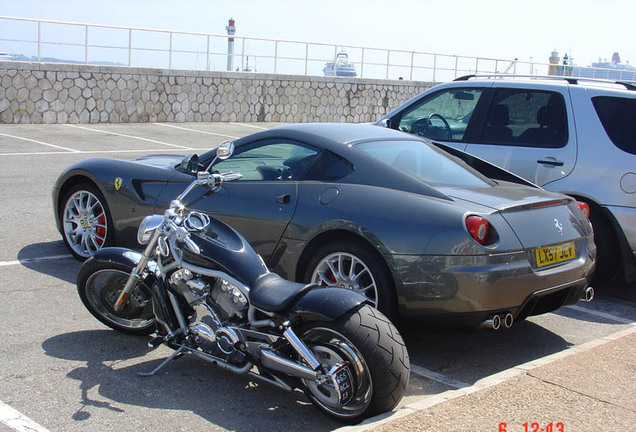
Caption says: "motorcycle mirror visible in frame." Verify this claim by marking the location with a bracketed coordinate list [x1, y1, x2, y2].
[216, 141, 235, 160]
[180, 154, 200, 174]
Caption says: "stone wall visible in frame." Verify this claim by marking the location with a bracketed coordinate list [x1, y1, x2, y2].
[0, 61, 435, 124]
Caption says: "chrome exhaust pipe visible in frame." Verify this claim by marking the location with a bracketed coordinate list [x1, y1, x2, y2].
[582, 286, 594, 302]
[503, 313, 514, 329]
[481, 314, 501, 330]
[260, 348, 319, 381]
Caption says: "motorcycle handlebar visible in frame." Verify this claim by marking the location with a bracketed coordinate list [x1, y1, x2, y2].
[220, 172, 243, 182]
[196, 172, 242, 186]
[179, 171, 243, 202]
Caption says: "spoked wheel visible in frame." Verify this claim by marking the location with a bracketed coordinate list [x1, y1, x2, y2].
[77, 259, 155, 335]
[60, 182, 112, 260]
[299, 305, 409, 423]
[311, 252, 378, 306]
[305, 240, 398, 320]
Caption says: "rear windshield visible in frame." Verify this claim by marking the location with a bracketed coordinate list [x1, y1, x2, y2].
[592, 96, 636, 155]
[355, 140, 494, 187]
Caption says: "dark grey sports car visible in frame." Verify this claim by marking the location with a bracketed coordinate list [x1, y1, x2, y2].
[53, 123, 596, 327]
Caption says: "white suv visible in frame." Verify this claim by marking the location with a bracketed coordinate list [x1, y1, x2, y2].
[377, 75, 636, 286]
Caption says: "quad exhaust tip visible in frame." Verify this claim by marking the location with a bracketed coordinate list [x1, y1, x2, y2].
[481, 312, 514, 330]
[583, 286, 594, 302]
[481, 314, 501, 330]
[503, 312, 514, 328]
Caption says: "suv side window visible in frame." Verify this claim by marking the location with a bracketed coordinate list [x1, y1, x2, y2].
[592, 96, 636, 155]
[478, 89, 568, 148]
[397, 88, 483, 141]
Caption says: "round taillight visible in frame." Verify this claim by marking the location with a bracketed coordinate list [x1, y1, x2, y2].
[466, 215, 490, 245]
[577, 201, 590, 219]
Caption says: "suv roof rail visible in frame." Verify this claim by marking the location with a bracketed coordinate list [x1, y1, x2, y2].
[453, 74, 636, 91]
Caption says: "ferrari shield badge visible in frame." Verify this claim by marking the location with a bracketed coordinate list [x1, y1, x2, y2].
[114, 177, 123, 191]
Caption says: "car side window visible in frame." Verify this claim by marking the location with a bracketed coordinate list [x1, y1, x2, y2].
[592, 96, 636, 156]
[478, 89, 568, 148]
[397, 88, 483, 141]
[303, 150, 354, 181]
[213, 141, 319, 181]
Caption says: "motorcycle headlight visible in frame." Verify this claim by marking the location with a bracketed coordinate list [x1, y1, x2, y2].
[137, 214, 163, 245]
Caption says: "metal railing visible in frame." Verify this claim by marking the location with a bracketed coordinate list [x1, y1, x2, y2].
[2, 16, 635, 82]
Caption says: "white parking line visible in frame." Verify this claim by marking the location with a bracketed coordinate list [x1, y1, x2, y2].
[0, 148, 202, 157]
[64, 124, 194, 149]
[154, 123, 240, 139]
[230, 122, 269, 130]
[409, 364, 471, 389]
[566, 304, 635, 324]
[0, 400, 51, 432]
[0, 131, 79, 153]
[0, 254, 74, 267]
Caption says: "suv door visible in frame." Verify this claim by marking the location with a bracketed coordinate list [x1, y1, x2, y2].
[463, 85, 576, 186]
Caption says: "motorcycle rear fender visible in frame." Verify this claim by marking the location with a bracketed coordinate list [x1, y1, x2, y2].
[288, 287, 369, 323]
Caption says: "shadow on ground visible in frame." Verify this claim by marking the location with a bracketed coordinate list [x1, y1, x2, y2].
[43, 330, 340, 432]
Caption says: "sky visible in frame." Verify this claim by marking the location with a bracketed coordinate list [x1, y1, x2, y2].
[1, 0, 634, 77]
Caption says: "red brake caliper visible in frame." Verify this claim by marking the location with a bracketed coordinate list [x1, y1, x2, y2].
[96, 215, 106, 245]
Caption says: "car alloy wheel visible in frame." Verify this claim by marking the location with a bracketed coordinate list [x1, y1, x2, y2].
[310, 251, 378, 307]
[305, 240, 398, 320]
[61, 184, 110, 259]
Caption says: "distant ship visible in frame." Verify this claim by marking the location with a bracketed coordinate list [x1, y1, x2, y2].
[550, 51, 636, 80]
[323, 51, 357, 77]
[236, 56, 256, 72]
[591, 52, 635, 72]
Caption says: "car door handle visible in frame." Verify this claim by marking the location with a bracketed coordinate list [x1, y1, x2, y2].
[275, 194, 291, 204]
[537, 159, 564, 167]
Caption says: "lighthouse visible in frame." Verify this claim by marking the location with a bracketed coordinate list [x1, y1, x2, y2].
[226, 18, 236, 71]
[549, 49, 560, 75]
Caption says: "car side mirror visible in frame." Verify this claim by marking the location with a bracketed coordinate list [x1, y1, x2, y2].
[180, 154, 200, 174]
[377, 118, 392, 128]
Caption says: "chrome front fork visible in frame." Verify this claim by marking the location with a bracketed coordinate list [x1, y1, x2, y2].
[113, 229, 160, 312]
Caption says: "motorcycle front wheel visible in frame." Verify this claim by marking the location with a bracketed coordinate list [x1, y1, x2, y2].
[77, 258, 155, 335]
[299, 304, 409, 423]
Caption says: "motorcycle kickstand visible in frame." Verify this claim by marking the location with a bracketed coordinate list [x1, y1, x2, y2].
[138, 346, 188, 377]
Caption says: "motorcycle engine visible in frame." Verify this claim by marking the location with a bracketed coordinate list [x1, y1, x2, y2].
[169, 269, 248, 320]
[168, 269, 248, 363]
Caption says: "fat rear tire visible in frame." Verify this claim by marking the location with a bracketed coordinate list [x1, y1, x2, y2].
[299, 304, 409, 423]
[77, 258, 155, 335]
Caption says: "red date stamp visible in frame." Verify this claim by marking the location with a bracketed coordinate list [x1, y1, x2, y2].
[499, 422, 564, 432]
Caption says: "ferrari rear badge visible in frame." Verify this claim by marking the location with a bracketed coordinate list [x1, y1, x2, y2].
[114, 177, 123, 191]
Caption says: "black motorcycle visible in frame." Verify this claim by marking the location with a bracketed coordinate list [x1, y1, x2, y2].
[76, 142, 409, 423]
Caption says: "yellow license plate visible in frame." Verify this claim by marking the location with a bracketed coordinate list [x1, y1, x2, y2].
[535, 241, 575, 267]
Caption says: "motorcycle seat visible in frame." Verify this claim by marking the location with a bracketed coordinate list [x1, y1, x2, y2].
[250, 272, 317, 313]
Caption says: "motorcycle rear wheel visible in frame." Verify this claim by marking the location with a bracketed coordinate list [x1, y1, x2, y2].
[77, 258, 155, 335]
[299, 304, 409, 423]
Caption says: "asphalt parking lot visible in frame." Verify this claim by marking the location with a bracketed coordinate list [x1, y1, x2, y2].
[0, 122, 635, 432]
